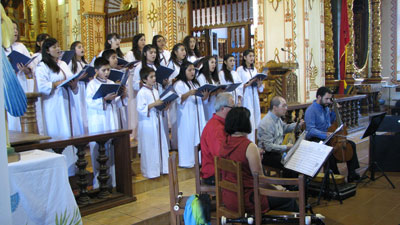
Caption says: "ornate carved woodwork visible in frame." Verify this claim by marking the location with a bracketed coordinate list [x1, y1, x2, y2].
[19, 93, 40, 134]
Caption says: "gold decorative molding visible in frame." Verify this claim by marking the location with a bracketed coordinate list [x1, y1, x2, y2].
[345, 0, 355, 86]
[72, 19, 80, 41]
[38, 0, 48, 33]
[268, 0, 282, 11]
[324, 0, 335, 84]
[367, 0, 382, 83]
[147, 2, 158, 29]
[308, 48, 319, 90]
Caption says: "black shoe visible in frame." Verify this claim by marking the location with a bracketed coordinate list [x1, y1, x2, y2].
[348, 173, 361, 182]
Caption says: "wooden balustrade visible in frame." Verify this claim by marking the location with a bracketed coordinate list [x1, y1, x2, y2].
[190, 0, 252, 31]
[106, 8, 139, 43]
[11, 129, 135, 216]
[284, 95, 366, 133]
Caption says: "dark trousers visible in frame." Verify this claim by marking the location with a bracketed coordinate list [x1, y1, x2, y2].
[262, 151, 298, 178]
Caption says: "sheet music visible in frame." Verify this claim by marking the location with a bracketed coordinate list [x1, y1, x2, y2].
[284, 140, 332, 177]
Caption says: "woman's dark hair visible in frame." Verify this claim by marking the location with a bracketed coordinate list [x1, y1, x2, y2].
[241, 49, 254, 71]
[174, 62, 200, 89]
[222, 54, 234, 83]
[141, 44, 160, 70]
[169, 43, 186, 66]
[131, 33, 145, 60]
[152, 35, 164, 52]
[183, 35, 201, 58]
[35, 33, 50, 53]
[104, 33, 123, 58]
[199, 55, 219, 84]
[225, 107, 252, 135]
[41, 38, 60, 73]
[140, 66, 156, 83]
[70, 41, 88, 74]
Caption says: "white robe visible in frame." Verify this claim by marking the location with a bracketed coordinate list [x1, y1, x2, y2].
[197, 73, 218, 121]
[86, 78, 126, 188]
[218, 70, 243, 105]
[237, 66, 263, 143]
[36, 60, 81, 176]
[137, 86, 169, 178]
[167, 61, 181, 149]
[68, 60, 88, 134]
[174, 80, 206, 167]
[5, 42, 34, 131]
[30, 52, 45, 135]
[124, 51, 139, 139]
[159, 50, 171, 67]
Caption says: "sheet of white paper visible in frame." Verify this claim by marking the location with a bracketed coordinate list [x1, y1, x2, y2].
[284, 140, 332, 177]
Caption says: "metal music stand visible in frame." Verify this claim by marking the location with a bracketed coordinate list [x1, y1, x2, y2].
[357, 112, 395, 188]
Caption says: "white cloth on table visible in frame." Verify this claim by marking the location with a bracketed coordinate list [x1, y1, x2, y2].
[8, 150, 82, 225]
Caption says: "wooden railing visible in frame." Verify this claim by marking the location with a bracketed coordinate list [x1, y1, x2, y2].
[284, 95, 367, 133]
[106, 8, 139, 43]
[190, 0, 253, 31]
[11, 129, 135, 216]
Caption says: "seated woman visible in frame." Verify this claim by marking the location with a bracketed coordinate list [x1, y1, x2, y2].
[220, 107, 299, 213]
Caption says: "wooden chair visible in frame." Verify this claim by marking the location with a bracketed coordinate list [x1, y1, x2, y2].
[253, 172, 306, 225]
[169, 152, 189, 225]
[214, 156, 245, 225]
[194, 145, 216, 195]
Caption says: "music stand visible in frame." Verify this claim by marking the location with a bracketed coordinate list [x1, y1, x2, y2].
[357, 112, 395, 188]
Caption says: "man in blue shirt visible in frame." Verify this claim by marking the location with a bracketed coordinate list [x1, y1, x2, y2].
[305, 87, 360, 182]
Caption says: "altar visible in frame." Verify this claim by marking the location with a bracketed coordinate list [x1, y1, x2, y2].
[8, 150, 82, 225]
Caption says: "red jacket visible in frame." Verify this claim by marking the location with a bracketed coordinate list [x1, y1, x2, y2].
[200, 114, 227, 179]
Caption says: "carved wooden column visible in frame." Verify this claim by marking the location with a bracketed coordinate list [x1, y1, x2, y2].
[96, 140, 111, 199]
[37, 0, 48, 33]
[345, 0, 355, 88]
[366, 0, 382, 83]
[20, 93, 40, 134]
[324, 0, 336, 89]
[75, 144, 90, 205]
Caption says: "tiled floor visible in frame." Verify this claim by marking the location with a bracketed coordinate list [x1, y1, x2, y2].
[83, 130, 400, 225]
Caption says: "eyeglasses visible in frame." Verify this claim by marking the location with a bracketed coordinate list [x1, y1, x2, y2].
[224, 105, 233, 109]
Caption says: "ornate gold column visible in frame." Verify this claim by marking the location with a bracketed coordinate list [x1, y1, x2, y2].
[25, 0, 36, 48]
[81, 12, 106, 60]
[345, 0, 355, 87]
[324, 0, 336, 88]
[366, 0, 382, 83]
[37, 0, 48, 33]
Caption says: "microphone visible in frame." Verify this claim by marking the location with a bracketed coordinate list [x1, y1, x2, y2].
[281, 48, 296, 62]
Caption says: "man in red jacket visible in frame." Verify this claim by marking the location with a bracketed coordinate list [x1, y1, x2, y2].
[200, 93, 234, 185]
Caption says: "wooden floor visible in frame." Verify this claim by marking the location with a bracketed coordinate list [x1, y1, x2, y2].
[82, 130, 400, 225]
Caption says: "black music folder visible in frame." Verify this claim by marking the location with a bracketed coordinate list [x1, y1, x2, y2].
[60, 50, 75, 64]
[8, 51, 37, 72]
[108, 69, 124, 83]
[249, 73, 267, 87]
[195, 84, 217, 97]
[92, 84, 120, 100]
[156, 66, 175, 84]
